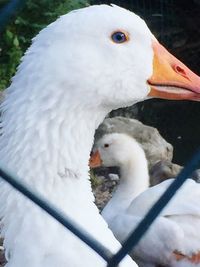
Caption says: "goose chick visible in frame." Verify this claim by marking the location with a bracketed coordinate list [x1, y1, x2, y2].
[90, 133, 200, 267]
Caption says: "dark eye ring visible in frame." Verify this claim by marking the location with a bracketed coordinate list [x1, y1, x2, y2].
[111, 31, 129, 44]
[104, 144, 109, 148]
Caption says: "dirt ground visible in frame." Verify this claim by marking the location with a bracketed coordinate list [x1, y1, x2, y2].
[92, 171, 119, 211]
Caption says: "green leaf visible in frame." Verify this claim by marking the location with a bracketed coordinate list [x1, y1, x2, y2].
[5, 30, 13, 40]
[0, 0, 90, 90]
[13, 36, 19, 47]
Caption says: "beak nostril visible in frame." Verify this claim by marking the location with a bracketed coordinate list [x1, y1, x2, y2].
[173, 64, 191, 81]
[174, 65, 187, 76]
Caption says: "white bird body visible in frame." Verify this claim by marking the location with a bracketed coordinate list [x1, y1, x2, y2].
[1, 4, 200, 267]
[91, 133, 200, 266]
[111, 179, 200, 267]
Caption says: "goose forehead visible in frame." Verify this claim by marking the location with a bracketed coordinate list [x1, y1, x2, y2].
[84, 5, 148, 27]
[99, 133, 133, 147]
[56, 5, 152, 39]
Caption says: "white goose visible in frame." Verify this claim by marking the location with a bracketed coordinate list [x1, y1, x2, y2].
[90, 133, 200, 267]
[90, 133, 149, 210]
[0, 4, 200, 267]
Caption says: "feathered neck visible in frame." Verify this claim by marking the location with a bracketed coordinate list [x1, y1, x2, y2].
[0, 72, 124, 267]
[0, 19, 137, 266]
[118, 155, 149, 198]
[0, 80, 109, 195]
[102, 147, 149, 223]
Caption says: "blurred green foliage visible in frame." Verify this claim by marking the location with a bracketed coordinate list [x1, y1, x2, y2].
[0, 0, 89, 90]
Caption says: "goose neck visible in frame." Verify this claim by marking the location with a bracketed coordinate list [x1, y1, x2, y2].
[102, 151, 149, 223]
[119, 158, 149, 198]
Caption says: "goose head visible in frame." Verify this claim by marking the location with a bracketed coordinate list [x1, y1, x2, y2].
[53, 4, 200, 106]
[62, 4, 200, 107]
[90, 133, 150, 222]
[8, 4, 200, 118]
[90, 133, 147, 170]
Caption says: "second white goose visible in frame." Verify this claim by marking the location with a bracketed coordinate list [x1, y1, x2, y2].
[90, 133, 200, 267]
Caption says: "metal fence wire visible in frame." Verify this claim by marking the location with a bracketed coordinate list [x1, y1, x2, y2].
[0, 1, 200, 267]
[0, 0, 27, 33]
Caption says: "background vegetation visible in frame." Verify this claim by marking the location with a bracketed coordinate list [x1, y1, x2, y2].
[0, 0, 89, 90]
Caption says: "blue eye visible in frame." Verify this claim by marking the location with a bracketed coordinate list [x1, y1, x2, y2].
[111, 31, 128, 43]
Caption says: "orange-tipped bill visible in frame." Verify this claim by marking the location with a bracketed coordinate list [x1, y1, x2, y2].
[89, 150, 102, 168]
[148, 40, 200, 101]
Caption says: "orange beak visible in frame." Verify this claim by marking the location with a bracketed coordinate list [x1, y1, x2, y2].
[89, 150, 102, 168]
[148, 40, 200, 100]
